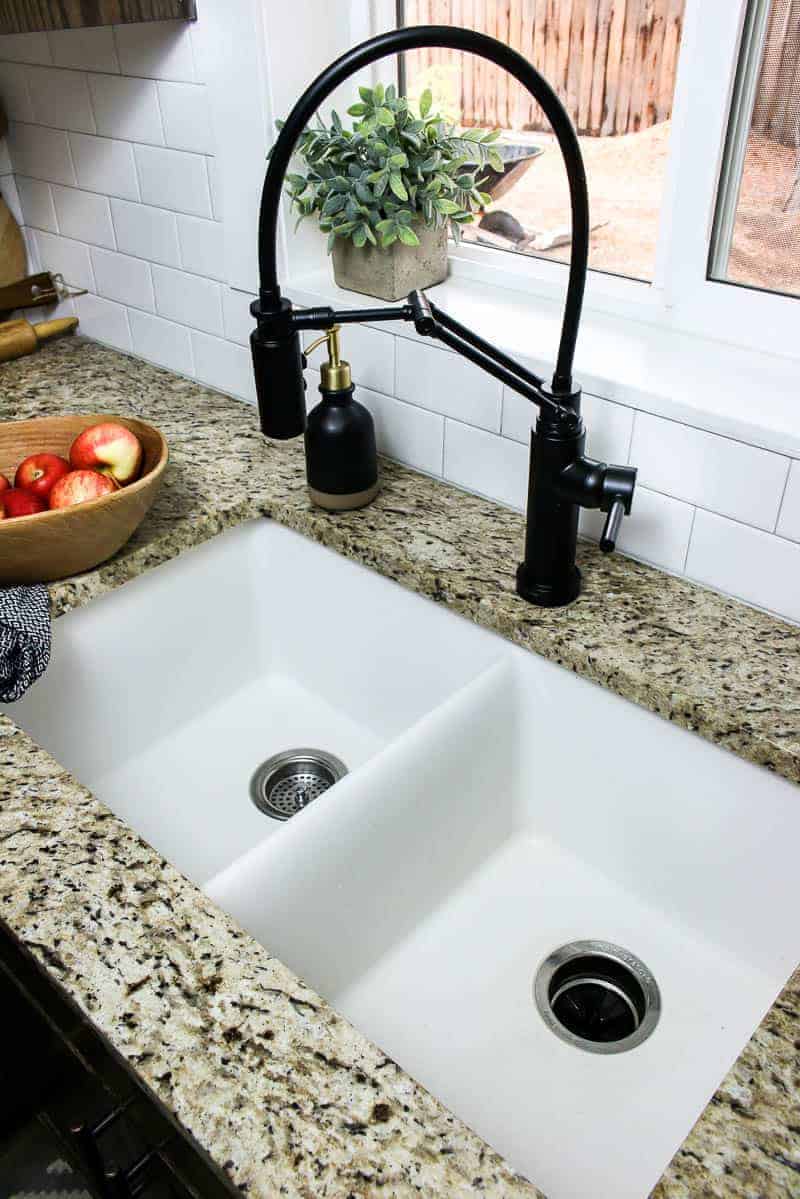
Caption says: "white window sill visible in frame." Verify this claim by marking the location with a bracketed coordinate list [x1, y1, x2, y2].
[288, 267, 800, 461]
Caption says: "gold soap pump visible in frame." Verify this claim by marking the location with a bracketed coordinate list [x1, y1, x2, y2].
[302, 325, 380, 511]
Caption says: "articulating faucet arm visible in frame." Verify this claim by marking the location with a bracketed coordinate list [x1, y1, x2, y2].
[282, 290, 574, 421]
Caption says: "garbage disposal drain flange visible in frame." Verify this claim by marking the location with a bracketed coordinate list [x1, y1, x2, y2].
[534, 940, 660, 1054]
[250, 748, 348, 820]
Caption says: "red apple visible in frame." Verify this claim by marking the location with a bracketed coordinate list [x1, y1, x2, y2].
[49, 469, 118, 510]
[15, 452, 70, 500]
[70, 421, 143, 485]
[0, 473, 9, 494]
[2, 487, 47, 518]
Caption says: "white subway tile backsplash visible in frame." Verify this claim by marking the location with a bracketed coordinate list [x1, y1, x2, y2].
[74, 291, 131, 351]
[129, 309, 193, 376]
[70, 132, 139, 200]
[444, 419, 528, 510]
[357, 386, 444, 477]
[0, 62, 34, 122]
[88, 74, 163, 144]
[777, 460, 800, 543]
[20, 226, 40, 272]
[8, 122, 75, 185]
[157, 81, 213, 153]
[397, 336, 502, 431]
[47, 28, 118, 73]
[91, 247, 153, 310]
[28, 67, 95, 133]
[630, 411, 789, 531]
[34, 229, 94, 290]
[110, 198, 179, 267]
[222, 287, 254, 345]
[0, 33, 52, 65]
[686, 509, 800, 621]
[176, 214, 224, 280]
[134, 143, 211, 217]
[51, 185, 115, 248]
[206, 155, 220, 219]
[152, 263, 222, 334]
[580, 486, 695, 574]
[192, 330, 255, 402]
[113, 20, 195, 83]
[1, 174, 21, 224]
[500, 386, 535, 445]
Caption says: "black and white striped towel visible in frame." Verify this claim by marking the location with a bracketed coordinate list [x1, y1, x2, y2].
[0, 585, 51, 703]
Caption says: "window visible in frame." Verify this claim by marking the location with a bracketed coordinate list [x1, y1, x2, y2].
[216, 0, 799, 365]
[397, 0, 685, 283]
[709, 0, 800, 299]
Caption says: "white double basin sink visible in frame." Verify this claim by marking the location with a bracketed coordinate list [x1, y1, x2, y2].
[8, 519, 800, 1199]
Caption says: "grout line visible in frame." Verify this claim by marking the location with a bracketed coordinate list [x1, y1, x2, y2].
[682, 506, 698, 573]
[128, 138, 143, 205]
[42, 32, 56, 68]
[24, 221, 217, 287]
[18, 167, 209, 222]
[1, 54, 197, 86]
[200, 154, 213, 226]
[626, 408, 637, 464]
[152, 77, 168, 150]
[773, 457, 792, 535]
[86, 241, 97, 294]
[11, 118, 212, 160]
[109, 25, 121, 76]
[62, 125, 79, 189]
[391, 318, 398, 397]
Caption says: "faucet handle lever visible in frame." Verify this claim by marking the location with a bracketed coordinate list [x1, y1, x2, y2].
[599, 498, 626, 553]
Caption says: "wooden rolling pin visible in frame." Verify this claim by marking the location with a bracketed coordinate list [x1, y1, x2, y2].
[0, 316, 79, 363]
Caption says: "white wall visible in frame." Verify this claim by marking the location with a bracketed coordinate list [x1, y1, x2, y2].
[0, 13, 799, 626]
[0, 20, 246, 396]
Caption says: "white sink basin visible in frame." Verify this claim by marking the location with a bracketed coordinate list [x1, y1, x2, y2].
[6, 520, 500, 883]
[8, 518, 800, 1198]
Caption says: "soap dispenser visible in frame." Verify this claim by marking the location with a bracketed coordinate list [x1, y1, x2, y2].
[303, 326, 379, 511]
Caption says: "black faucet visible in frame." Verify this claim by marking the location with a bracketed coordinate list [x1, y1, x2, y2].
[251, 25, 637, 607]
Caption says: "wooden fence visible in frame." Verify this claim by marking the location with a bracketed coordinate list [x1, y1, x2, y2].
[402, 0, 685, 136]
[752, 0, 800, 147]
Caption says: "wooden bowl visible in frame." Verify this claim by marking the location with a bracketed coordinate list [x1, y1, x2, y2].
[0, 414, 168, 584]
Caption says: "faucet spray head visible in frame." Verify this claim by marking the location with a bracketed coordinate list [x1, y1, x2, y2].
[250, 298, 307, 440]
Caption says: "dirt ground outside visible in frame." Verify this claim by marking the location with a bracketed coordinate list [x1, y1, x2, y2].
[466, 121, 800, 297]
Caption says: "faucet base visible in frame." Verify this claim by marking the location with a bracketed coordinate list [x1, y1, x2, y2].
[516, 562, 581, 608]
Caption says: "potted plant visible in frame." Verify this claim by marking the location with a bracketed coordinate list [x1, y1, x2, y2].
[283, 83, 501, 301]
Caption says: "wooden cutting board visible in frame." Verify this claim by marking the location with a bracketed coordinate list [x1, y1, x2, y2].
[0, 194, 27, 288]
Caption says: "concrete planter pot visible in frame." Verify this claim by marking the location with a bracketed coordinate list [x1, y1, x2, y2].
[331, 224, 448, 302]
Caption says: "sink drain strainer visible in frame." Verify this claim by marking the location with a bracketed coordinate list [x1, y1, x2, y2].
[534, 941, 660, 1054]
[250, 748, 348, 821]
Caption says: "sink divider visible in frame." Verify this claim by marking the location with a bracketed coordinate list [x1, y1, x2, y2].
[203, 658, 518, 999]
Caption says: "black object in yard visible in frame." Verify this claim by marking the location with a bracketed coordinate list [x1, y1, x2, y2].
[478, 210, 527, 242]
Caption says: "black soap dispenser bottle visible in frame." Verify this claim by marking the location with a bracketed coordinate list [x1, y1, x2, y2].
[303, 325, 379, 511]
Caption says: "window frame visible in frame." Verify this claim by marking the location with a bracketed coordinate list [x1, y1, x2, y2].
[216, 0, 800, 364]
[392, 0, 800, 358]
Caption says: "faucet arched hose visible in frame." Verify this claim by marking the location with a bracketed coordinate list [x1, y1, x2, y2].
[256, 25, 589, 394]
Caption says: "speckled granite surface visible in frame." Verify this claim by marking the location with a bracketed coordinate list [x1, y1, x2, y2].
[0, 336, 798, 1198]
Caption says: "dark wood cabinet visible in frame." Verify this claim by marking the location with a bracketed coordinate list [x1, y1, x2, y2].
[0, 1, 196, 36]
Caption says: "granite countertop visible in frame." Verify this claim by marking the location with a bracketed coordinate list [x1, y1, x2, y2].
[0, 336, 798, 1198]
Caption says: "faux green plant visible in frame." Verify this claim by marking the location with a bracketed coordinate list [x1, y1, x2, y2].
[281, 83, 502, 252]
